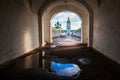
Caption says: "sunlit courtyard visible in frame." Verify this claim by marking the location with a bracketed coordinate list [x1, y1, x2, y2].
[52, 36, 81, 46]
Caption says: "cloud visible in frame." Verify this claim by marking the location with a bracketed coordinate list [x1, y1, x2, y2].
[51, 11, 82, 30]
[57, 66, 80, 76]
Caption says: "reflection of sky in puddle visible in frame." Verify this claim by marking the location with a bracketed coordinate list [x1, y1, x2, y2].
[51, 62, 80, 77]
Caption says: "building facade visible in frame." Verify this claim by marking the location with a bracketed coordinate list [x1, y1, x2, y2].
[66, 17, 71, 35]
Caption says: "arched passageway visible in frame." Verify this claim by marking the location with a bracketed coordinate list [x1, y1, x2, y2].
[38, 0, 93, 47]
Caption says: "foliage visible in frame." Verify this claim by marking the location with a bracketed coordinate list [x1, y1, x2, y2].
[62, 30, 67, 33]
[54, 21, 61, 29]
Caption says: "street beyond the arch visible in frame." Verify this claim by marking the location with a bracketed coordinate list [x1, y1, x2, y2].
[52, 36, 81, 46]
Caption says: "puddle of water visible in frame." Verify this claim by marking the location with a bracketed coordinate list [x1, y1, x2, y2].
[50, 45, 57, 48]
[78, 58, 91, 64]
[11, 51, 81, 78]
[51, 61, 81, 77]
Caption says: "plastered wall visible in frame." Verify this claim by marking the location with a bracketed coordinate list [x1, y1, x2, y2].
[88, 0, 120, 63]
[0, 0, 39, 63]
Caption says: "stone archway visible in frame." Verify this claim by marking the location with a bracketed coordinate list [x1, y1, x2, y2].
[38, 0, 93, 46]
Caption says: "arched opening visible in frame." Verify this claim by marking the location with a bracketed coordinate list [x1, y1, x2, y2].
[50, 11, 82, 46]
[39, 0, 93, 47]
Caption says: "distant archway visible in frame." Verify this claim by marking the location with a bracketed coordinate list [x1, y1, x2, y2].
[50, 11, 82, 46]
[38, 0, 93, 46]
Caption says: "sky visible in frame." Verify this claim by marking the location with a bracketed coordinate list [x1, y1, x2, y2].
[51, 11, 82, 30]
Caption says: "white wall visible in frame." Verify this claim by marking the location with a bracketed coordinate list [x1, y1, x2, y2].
[52, 27, 61, 38]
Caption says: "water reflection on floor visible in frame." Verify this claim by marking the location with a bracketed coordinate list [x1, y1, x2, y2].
[11, 51, 81, 78]
[51, 62, 80, 77]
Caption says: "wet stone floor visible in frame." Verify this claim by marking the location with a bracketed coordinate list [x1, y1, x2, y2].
[0, 46, 120, 80]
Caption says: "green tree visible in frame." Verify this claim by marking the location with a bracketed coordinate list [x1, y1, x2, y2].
[54, 21, 61, 29]
[62, 30, 67, 33]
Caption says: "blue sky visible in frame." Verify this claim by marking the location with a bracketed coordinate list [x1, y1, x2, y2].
[51, 11, 82, 30]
